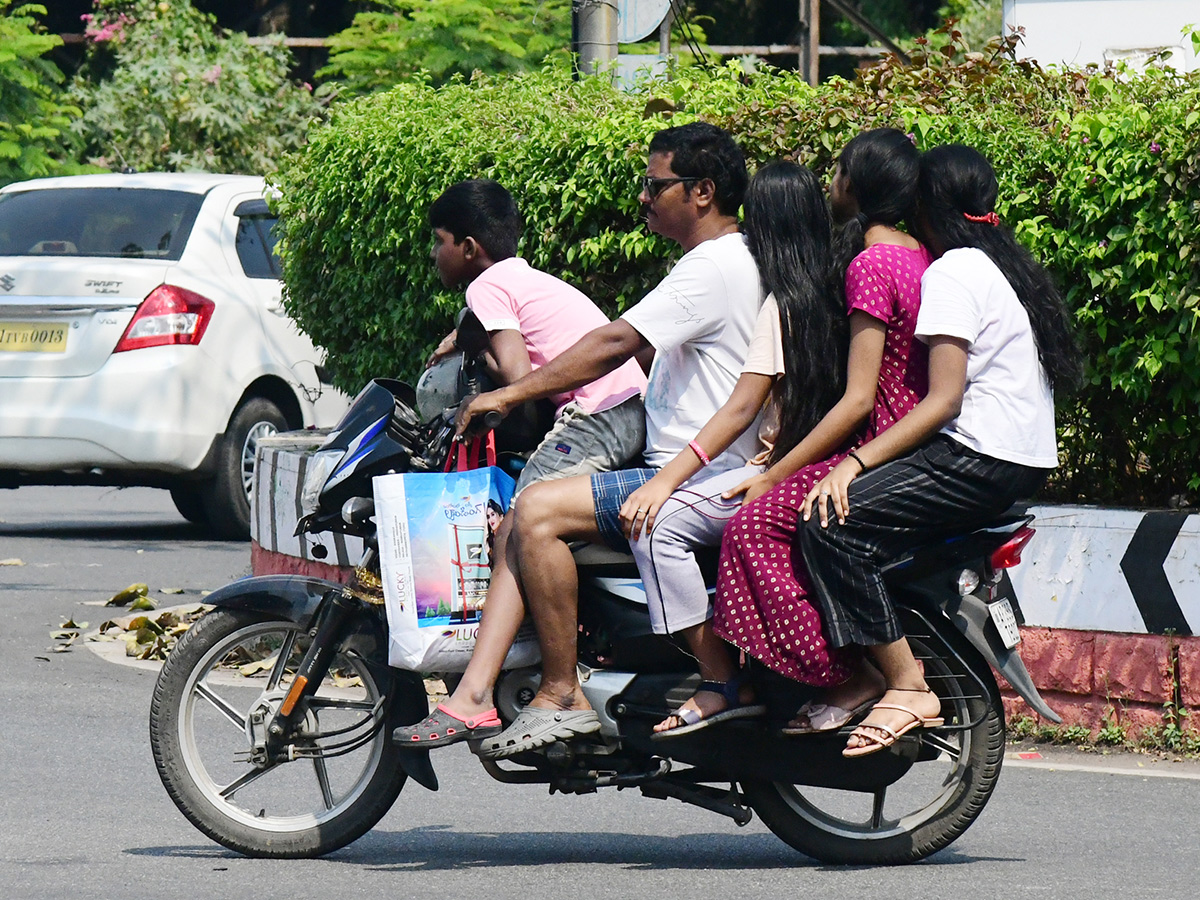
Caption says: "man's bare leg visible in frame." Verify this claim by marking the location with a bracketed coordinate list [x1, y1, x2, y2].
[509, 474, 605, 712]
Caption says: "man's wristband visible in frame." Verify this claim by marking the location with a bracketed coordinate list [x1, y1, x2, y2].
[848, 449, 868, 472]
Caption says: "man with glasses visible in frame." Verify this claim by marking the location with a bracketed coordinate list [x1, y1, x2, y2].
[455, 122, 764, 756]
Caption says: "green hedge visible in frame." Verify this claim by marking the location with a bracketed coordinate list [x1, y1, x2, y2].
[274, 37, 1200, 506]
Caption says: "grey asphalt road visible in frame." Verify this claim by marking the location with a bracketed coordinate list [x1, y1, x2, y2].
[2, 485, 1199, 900]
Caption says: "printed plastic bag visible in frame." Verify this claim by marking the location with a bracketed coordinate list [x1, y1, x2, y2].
[374, 465, 540, 672]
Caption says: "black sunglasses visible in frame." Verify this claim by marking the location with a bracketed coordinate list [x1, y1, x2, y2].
[640, 175, 697, 200]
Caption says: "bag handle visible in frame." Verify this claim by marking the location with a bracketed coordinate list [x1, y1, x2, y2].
[443, 430, 497, 472]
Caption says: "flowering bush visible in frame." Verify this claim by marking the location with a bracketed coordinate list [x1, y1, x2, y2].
[276, 32, 1200, 505]
[68, 0, 326, 174]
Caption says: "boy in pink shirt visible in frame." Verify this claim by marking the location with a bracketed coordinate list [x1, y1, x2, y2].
[426, 180, 646, 493]
[394, 179, 646, 748]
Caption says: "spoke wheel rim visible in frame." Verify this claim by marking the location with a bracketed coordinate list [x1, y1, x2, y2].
[769, 637, 973, 841]
[240, 421, 279, 499]
[175, 620, 385, 834]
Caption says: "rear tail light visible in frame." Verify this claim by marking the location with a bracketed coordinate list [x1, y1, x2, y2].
[113, 285, 214, 352]
[991, 525, 1035, 571]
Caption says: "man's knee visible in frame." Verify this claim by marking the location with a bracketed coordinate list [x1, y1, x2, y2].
[514, 477, 597, 542]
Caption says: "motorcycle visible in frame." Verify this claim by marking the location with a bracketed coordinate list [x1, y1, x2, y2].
[149, 310, 1061, 864]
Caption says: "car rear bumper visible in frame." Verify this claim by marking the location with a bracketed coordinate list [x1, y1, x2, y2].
[0, 347, 236, 476]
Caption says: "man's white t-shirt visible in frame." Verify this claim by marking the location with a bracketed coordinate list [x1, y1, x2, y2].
[915, 247, 1058, 468]
[621, 232, 764, 470]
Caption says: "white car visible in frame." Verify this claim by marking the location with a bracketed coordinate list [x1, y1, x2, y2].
[0, 173, 347, 538]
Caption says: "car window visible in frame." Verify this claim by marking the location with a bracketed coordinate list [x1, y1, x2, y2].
[0, 188, 203, 260]
[234, 214, 281, 280]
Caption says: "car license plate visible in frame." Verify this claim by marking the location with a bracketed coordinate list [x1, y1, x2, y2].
[0, 321, 68, 353]
[988, 598, 1021, 649]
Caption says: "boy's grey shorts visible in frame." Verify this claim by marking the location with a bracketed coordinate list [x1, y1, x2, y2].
[512, 394, 646, 498]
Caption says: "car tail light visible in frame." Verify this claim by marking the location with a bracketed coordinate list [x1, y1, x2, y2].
[113, 285, 214, 352]
[991, 526, 1035, 570]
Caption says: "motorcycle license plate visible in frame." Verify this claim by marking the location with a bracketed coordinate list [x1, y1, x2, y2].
[988, 598, 1021, 649]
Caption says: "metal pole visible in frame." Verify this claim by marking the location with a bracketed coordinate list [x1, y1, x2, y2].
[807, 0, 821, 85]
[575, 0, 619, 77]
[659, 4, 675, 56]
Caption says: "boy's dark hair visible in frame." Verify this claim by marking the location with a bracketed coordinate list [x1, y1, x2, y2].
[648, 122, 748, 216]
[918, 144, 1083, 393]
[428, 179, 522, 261]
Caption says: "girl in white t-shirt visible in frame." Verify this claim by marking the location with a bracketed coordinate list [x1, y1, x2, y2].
[616, 160, 848, 734]
[798, 144, 1082, 758]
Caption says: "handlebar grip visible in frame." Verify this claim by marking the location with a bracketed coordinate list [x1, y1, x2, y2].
[483, 410, 503, 430]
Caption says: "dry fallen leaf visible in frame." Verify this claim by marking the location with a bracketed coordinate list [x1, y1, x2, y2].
[239, 656, 277, 677]
[107, 583, 149, 607]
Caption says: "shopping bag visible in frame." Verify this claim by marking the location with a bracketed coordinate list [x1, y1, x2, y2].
[374, 463, 540, 672]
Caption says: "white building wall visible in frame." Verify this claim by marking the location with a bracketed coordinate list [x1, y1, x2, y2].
[1002, 0, 1198, 71]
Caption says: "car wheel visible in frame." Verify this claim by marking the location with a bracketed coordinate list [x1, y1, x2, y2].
[200, 398, 288, 540]
[170, 485, 209, 525]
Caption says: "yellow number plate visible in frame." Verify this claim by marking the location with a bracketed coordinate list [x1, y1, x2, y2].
[0, 321, 69, 353]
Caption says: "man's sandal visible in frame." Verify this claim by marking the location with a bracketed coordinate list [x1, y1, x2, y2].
[651, 677, 766, 740]
[842, 689, 945, 759]
[392, 703, 502, 749]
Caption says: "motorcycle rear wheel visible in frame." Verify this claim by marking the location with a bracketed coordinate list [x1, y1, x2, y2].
[743, 615, 1004, 864]
[150, 609, 407, 858]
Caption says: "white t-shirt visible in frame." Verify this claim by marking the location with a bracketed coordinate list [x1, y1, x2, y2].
[621, 232, 764, 470]
[915, 247, 1058, 468]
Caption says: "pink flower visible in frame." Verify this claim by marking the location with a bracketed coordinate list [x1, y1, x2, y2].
[202, 64, 223, 84]
[85, 12, 132, 43]
[1150, 141, 1162, 154]
[303, 82, 313, 92]
[1081, 136, 1090, 144]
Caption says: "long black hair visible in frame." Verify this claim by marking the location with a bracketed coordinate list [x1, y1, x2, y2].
[917, 144, 1083, 392]
[742, 161, 846, 464]
[831, 128, 920, 274]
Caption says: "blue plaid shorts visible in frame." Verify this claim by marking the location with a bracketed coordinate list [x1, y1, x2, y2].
[590, 467, 656, 550]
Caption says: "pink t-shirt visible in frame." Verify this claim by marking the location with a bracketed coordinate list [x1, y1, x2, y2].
[465, 257, 646, 415]
[844, 243, 933, 440]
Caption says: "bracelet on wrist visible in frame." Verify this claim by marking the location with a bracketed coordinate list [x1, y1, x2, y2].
[688, 439, 711, 467]
[847, 449, 868, 472]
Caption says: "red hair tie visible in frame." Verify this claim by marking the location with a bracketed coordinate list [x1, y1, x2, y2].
[964, 211, 1000, 226]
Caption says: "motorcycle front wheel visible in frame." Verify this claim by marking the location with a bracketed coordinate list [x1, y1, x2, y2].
[743, 610, 1005, 865]
[149, 608, 408, 858]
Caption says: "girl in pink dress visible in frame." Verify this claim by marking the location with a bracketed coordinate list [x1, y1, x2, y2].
[712, 129, 932, 730]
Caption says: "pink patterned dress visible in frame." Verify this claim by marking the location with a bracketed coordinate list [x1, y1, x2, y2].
[712, 243, 933, 685]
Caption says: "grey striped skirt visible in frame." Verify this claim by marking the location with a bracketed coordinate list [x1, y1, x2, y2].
[798, 435, 1049, 649]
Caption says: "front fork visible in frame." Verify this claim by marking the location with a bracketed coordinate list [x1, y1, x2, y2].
[262, 587, 363, 758]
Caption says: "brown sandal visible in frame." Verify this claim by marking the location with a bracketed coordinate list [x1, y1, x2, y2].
[842, 689, 944, 758]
